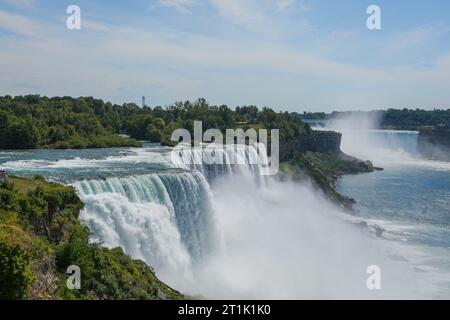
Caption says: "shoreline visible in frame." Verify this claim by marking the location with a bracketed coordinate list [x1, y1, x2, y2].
[278, 150, 382, 211]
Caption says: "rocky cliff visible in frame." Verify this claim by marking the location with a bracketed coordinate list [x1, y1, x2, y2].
[279, 130, 380, 210]
[280, 130, 342, 161]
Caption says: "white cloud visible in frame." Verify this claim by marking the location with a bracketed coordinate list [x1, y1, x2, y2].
[1, 0, 35, 10]
[82, 19, 112, 32]
[209, 0, 261, 21]
[157, 0, 197, 14]
[388, 23, 450, 52]
[275, 0, 295, 12]
[156, 0, 298, 31]
[1, 8, 450, 110]
[0, 9, 43, 37]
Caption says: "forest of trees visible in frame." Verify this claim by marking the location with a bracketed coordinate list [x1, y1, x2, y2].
[3, 95, 449, 150]
[0, 95, 141, 149]
[0, 95, 310, 149]
[380, 108, 450, 129]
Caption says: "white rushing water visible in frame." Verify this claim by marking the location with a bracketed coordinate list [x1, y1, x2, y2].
[2, 141, 449, 298]
[322, 115, 450, 299]
[67, 145, 444, 298]
[71, 144, 267, 292]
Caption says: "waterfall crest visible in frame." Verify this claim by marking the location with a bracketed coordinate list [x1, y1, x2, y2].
[171, 143, 269, 183]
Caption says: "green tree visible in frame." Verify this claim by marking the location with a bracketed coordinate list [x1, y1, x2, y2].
[0, 242, 34, 300]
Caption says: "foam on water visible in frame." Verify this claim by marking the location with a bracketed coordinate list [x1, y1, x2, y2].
[2, 141, 450, 298]
[324, 116, 450, 297]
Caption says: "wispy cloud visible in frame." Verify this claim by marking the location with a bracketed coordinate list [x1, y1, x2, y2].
[275, 0, 296, 12]
[1, 3, 450, 110]
[157, 0, 197, 14]
[1, 0, 35, 10]
[209, 0, 266, 27]
[156, 0, 300, 31]
[0, 9, 43, 37]
[388, 23, 450, 52]
[82, 19, 112, 32]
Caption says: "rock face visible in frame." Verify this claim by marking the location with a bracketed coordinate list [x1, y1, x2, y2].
[280, 131, 342, 161]
[418, 128, 450, 161]
[278, 130, 381, 211]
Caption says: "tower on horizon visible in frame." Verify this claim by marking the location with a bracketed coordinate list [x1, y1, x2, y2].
[142, 96, 146, 108]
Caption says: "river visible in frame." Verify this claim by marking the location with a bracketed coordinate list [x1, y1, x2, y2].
[1, 132, 450, 299]
[336, 129, 450, 295]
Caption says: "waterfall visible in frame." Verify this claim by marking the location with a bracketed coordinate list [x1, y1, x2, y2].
[72, 144, 268, 289]
[3, 142, 444, 298]
[321, 115, 420, 164]
[74, 171, 219, 284]
[170, 143, 269, 184]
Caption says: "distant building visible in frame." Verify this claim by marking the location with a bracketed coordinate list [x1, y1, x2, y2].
[0, 170, 7, 183]
[142, 96, 147, 108]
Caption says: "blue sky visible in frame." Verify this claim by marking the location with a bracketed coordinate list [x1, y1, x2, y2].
[1, 0, 450, 111]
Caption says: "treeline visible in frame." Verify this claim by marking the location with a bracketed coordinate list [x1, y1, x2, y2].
[381, 108, 450, 129]
[300, 109, 450, 129]
[0, 95, 141, 149]
[0, 95, 310, 149]
[0, 176, 183, 300]
[124, 98, 311, 145]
